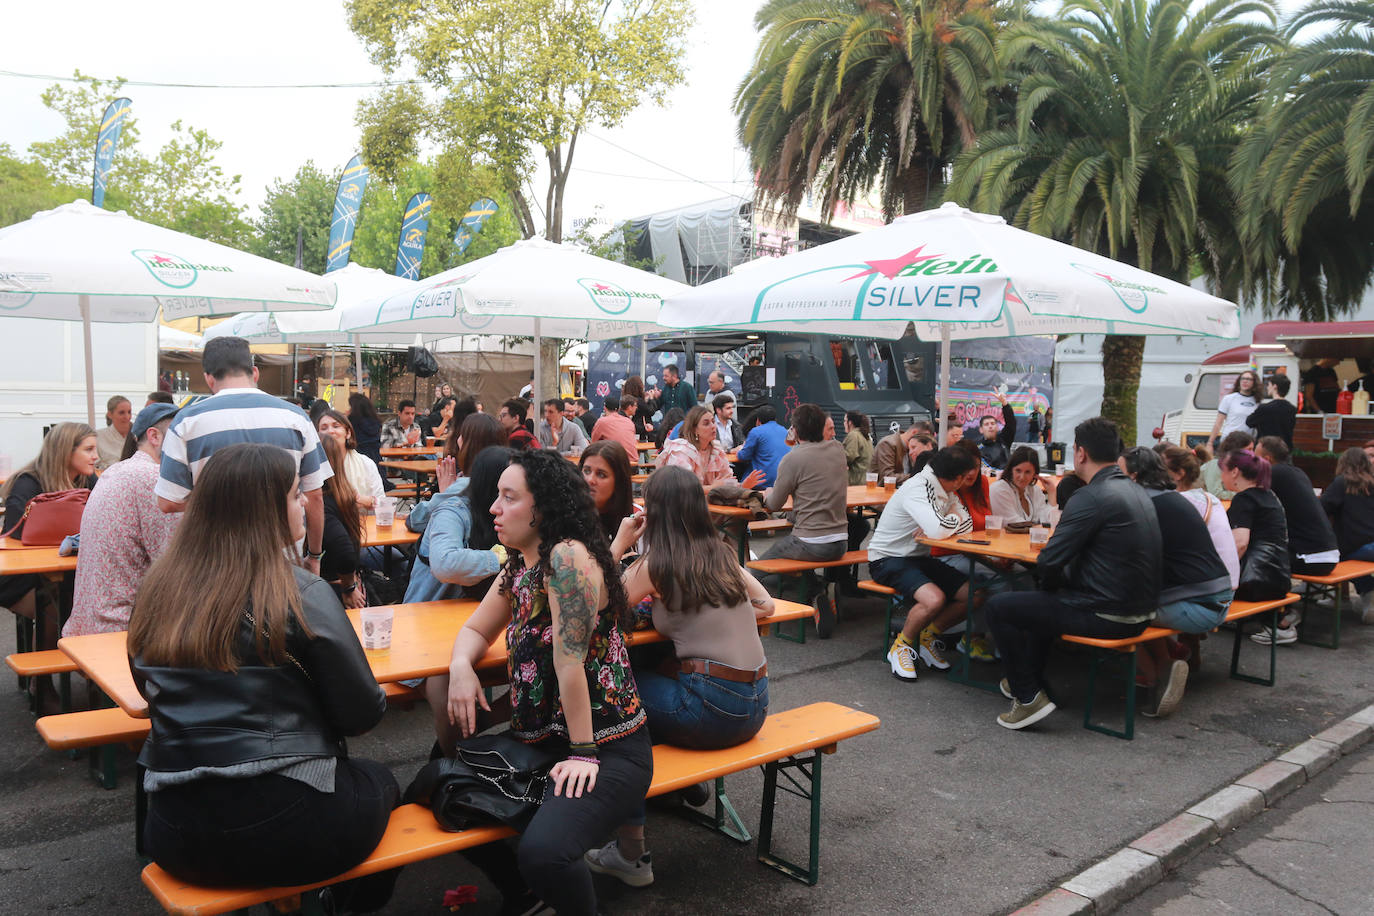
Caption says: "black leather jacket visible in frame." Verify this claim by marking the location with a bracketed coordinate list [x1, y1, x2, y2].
[1038, 465, 1162, 618]
[133, 568, 386, 773]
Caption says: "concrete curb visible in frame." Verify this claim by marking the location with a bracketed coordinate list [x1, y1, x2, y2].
[1010, 701, 1374, 915]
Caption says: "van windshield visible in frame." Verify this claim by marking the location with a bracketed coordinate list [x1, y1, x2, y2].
[867, 342, 902, 389]
[829, 340, 865, 390]
[1193, 372, 1233, 411]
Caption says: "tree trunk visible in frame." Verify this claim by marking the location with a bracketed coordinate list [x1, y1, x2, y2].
[539, 338, 561, 401]
[512, 188, 538, 239]
[1100, 334, 1145, 446]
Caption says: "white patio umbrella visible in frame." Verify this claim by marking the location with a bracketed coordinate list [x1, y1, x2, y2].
[203, 264, 445, 389]
[659, 202, 1240, 441]
[0, 199, 336, 424]
[157, 325, 204, 350]
[345, 237, 685, 405]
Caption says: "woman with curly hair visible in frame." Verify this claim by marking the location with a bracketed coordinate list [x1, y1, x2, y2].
[442, 449, 650, 916]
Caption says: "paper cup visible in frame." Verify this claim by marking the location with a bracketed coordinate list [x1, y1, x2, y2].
[986, 515, 1004, 531]
[360, 607, 394, 650]
[375, 498, 395, 527]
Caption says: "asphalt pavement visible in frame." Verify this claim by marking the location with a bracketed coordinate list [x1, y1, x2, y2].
[5, 591, 1374, 915]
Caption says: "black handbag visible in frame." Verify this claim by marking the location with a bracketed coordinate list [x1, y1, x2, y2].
[1235, 538, 1291, 602]
[403, 734, 559, 832]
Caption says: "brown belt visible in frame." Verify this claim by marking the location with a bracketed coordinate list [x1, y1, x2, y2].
[679, 658, 767, 684]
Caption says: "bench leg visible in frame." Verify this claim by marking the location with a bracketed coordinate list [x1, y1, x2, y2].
[882, 595, 901, 655]
[757, 751, 824, 886]
[14, 612, 33, 691]
[1298, 584, 1342, 650]
[770, 574, 808, 644]
[679, 776, 751, 843]
[1230, 607, 1278, 687]
[1080, 648, 1136, 741]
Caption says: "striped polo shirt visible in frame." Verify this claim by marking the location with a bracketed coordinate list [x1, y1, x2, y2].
[155, 388, 332, 505]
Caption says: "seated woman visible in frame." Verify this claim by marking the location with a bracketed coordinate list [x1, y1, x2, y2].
[442, 449, 651, 916]
[584, 465, 773, 888]
[1, 422, 99, 709]
[129, 443, 398, 904]
[1222, 449, 1295, 643]
[1120, 447, 1233, 717]
[1321, 447, 1374, 622]
[658, 406, 763, 489]
[407, 412, 508, 534]
[989, 446, 1052, 524]
[317, 409, 386, 512]
[347, 392, 385, 466]
[319, 436, 366, 610]
[95, 395, 132, 471]
[579, 439, 644, 561]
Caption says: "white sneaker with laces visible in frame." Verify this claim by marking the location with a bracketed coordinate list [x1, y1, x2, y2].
[585, 841, 654, 887]
[1250, 624, 1298, 646]
[887, 642, 919, 681]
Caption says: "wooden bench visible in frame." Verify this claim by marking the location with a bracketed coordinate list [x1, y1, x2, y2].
[747, 518, 793, 535]
[1060, 594, 1300, 740]
[140, 702, 881, 913]
[858, 580, 903, 653]
[1292, 560, 1374, 649]
[6, 648, 79, 713]
[747, 550, 869, 643]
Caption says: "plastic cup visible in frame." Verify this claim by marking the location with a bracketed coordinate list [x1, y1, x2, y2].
[360, 607, 393, 650]
[1029, 526, 1050, 551]
[865, 473, 879, 490]
[375, 498, 395, 527]
[570, 445, 583, 459]
[986, 515, 1004, 531]
[884, 480, 896, 493]
[1048, 508, 1062, 527]
[1055, 464, 1066, 477]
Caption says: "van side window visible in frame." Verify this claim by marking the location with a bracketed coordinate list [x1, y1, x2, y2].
[869, 343, 902, 389]
[785, 352, 801, 381]
[1192, 373, 1229, 411]
[829, 340, 865, 389]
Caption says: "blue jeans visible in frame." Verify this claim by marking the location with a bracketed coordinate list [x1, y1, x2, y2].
[629, 668, 768, 825]
[1154, 587, 1232, 633]
[1346, 541, 1374, 594]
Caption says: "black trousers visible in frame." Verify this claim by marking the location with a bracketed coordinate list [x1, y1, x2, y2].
[463, 727, 654, 916]
[144, 757, 399, 892]
[985, 590, 1148, 703]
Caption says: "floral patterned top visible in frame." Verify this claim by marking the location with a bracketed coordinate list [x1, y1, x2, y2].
[506, 562, 645, 746]
[657, 436, 732, 486]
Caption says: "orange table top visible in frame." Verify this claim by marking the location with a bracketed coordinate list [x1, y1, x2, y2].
[706, 484, 890, 519]
[380, 459, 438, 475]
[361, 515, 419, 548]
[918, 527, 1047, 564]
[59, 598, 813, 719]
[379, 446, 435, 459]
[0, 543, 76, 576]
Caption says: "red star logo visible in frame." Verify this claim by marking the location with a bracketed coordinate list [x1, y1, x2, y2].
[844, 246, 941, 281]
[591, 283, 613, 293]
[150, 255, 175, 265]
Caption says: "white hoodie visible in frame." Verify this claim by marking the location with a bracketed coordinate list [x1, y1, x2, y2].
[867, 464, 972, 562]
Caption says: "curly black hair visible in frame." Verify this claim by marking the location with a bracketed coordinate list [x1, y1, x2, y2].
[499, 448, 631, 631]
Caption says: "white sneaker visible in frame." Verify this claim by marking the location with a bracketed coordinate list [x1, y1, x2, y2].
[887, 642, 919, 681]
[585, 841, 654, 887]
[1359, 593, 1374, 625]
[1250, 625, 1298, 646]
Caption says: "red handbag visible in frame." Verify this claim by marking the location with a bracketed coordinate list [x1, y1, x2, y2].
[2, 489, 90, 546]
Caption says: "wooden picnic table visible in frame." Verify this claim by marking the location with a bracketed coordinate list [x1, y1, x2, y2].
[361, 516, 419, 549]
[0, 541, 77, 576]
[707, 484, 891, 520]
[379, 459, 438, 476]
[58, 598, 815, 719]
[379, 447, 438, 460]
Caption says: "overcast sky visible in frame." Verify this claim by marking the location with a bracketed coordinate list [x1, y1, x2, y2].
[3, 0, 762, 233]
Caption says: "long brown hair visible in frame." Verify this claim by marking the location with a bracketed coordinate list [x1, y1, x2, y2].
[0, 422, 96, 500]
[580, 439, 634, 540]
[1162, 445, 1202, 487]
[641, 465, 748, 613]
[622, 375, 646, 399]
[128, 443, 306, 670]
[321, 435, 362, 547]
[682, 405, 713, 449]
[1337, 447, 1374, 496]
[454, 411, 507, 475]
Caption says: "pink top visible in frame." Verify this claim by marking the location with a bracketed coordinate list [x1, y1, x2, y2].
[658, 437, 732, 486]
[590, 412, 639, 460]
[63, 451, 181, 637]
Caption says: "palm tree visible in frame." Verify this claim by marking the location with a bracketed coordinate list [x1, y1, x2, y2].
[735, 0, 1003, 223]
[1231, 0, 1374, 319]
[946, 0, 1279, 443]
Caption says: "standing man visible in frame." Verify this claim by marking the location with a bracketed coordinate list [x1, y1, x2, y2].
[712, 394, 744, 452]
[649, 364, 697, 416]
[983, 417, 1162, 730]
[704, 369, 736, 407]
[498, 398, 537, 450]
[155, 336, 331, 575]
[1248, 375, 1297, 448]
[590, 395, 640, 458]
[537, 398, 588, 454]
[380, 400, 422, 447]
[976, 391, 1017, 470]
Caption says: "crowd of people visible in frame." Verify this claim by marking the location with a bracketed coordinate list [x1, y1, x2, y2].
[11, 344, 1358, 912]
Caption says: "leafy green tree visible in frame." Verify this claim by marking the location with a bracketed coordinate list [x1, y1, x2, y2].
[1230, 0, 1374, 319]
[250, 162, 337, 274]
[946, 0, 1279, 443]
[735, 0, 1002, 222]
[0, 144, 84, 229]
[345, 0, 691, 243]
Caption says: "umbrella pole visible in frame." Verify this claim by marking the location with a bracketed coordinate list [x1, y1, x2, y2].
[533, 317, 543, 410]
[80, 294, 96, 427]
[938, 323, 952, 444]
[354, 338, 364, 394]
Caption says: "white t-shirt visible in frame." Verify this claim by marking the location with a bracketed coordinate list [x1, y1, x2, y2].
[1218, 392, 1259, 438]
